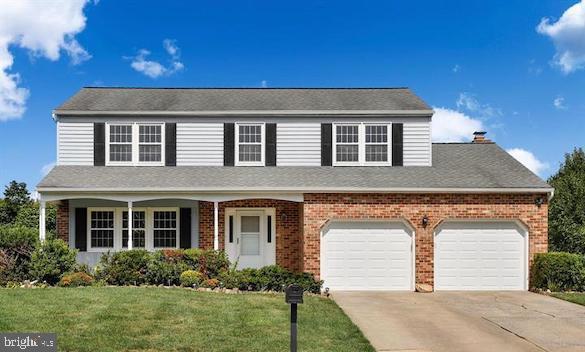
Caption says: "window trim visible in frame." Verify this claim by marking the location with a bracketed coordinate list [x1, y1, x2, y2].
[333, 123, 392, 166]
[235, 122, 265, 166]
[105, 122, 165, 166]
[87, 207, 179, 252]
[152, 208, 180, 249]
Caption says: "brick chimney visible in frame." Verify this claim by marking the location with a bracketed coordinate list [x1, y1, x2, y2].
[472, 131, 491, 143]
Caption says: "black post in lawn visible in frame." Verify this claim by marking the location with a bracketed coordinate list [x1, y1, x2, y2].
[285, 284, 304, 352]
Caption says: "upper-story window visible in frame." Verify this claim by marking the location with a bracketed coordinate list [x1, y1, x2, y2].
[334, 123, 391, 166]
[106, 123, 164, 166]
[236, 123, 264, 166]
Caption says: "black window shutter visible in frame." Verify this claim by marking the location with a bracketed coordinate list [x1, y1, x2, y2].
[392, 123, 404, 166]
[75, 208, 87, 251]
[165, 123, 176, 166]
[224, 123, 235, 166]
[321, 123, 332, 166]
[228, 216, 234, 243]
[267, 215, 272, 243]
[94, 123, 105, 166]
[265, 123, 277, 166]
[180, 208, 191, 249]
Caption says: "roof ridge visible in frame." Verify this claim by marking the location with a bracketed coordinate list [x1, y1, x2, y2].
[82, 87, 412, 90]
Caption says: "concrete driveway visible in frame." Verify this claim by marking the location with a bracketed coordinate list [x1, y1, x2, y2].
[332, 291, 585, 352]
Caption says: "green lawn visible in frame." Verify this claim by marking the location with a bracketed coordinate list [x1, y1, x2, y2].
[551, 292, 585, 306]
[0, 287, 373, 352]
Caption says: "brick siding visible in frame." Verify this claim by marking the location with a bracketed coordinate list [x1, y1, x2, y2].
[302, 193, 548, 287]
[56, 200, 69, 243]
[199, 199, 303, 272]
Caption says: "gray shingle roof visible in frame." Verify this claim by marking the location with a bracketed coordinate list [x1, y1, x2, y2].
[54, 87, 432, 114]
[38, 144, 551, 193]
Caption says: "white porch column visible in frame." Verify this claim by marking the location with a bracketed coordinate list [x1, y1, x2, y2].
[213, 201, 219, 250]
[127, 201, 133, 250]
[39, 200, 46, 242]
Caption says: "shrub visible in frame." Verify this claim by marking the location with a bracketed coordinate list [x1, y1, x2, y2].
[59, 272, 94, 287]
[180, 270, 203, 287]
[145, 251, 189, 286]
[202, 278, 220, 289]
[184, 249, 229, 278]
[0, 225, 39, 284]
[531, 252, 585, 292]
[30, 238, 77, 285]
[97, 250, 151, 285]
[219, 265, 323, 293]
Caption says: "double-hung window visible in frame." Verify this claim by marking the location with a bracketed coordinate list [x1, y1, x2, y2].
[122, 210, 146, 248]
[333, 123, 391, 165]
[106, 123, 164, 165]
[153, 211, 178, 248]
[88, 208, 179, 251]
[236, 123, 264, 166]
[90, 210, 115, 249]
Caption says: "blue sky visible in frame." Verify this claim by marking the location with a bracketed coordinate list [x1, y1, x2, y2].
[0, 0, 584, 192]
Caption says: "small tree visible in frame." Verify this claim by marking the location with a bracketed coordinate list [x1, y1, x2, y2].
[548, 148, 585, 254]
[0, 181, 31, 225]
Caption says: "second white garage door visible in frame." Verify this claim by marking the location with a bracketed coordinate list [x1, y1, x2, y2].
[435, 221, 527, 291]
[321, 221, 413, 291]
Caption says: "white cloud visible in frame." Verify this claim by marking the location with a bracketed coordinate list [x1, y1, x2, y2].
[452, 64, 461, 73]
[129, 39, 184, 79]
[456, 92, 501, 119]
[537, 1, 585, 74]
[41, 162, 55, 176]
[554, 96, 567, 109]
[506, 148, 549, 175]
[431, 107, 485, 142]
[0, 0, 92, 122]
[261, 80, 268, 88]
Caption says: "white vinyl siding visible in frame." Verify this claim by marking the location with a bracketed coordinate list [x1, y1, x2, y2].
[176, 123, 224, 166]
[57, 122, 94, 165]
[403, 120, 431, 166]
[277, 123, 321, 166]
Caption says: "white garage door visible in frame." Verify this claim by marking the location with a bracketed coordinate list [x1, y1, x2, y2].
[435, 222, 527, 291]
[321, 221, 413, 291]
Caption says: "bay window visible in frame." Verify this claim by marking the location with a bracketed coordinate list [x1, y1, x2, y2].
[106, 123, 164, 165]
[334, 123, 391, 165]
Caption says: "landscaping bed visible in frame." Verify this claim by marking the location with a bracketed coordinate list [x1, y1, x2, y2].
[0, 287, 374, 352]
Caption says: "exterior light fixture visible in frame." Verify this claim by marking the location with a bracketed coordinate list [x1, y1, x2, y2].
[422, 216, 429, 227]
[535, 197, 544, 207]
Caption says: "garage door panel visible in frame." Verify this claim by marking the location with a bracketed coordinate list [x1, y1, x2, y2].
[322, 221, 413, 291]
[435, 222, 526, 291]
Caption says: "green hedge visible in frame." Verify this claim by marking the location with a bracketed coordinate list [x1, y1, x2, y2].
[531, 252, 585, 292]
[96, 249, 322, 292]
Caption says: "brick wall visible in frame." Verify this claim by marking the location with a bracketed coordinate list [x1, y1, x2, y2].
[56, 200, 69, 243]
[199, 199, 303, 272]
[303, 193, 548, 287]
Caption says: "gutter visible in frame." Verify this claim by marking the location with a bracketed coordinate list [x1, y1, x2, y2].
[37, 186, 554, 195]
[52, 109, 435, 117]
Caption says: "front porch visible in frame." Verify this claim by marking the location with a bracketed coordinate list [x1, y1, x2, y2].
[38, 193, 303, 271]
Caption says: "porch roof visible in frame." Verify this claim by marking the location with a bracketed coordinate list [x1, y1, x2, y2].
[38, 144, 551, 194]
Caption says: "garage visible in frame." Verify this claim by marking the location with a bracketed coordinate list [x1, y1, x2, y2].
[321, 221, 414, 291]
[435, 221, 527, 291]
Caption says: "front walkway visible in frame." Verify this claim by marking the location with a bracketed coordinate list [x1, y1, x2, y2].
[332, 291, 585, 352]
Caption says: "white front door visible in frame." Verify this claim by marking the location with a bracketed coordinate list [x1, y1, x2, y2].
[434, 221, 527, 291]
[225, 209, 276, 269]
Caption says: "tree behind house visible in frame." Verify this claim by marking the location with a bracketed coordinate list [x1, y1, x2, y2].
[548, 148, 585, 254]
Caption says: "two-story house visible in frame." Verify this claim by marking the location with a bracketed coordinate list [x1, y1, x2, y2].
[37, 87, 552, 291]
